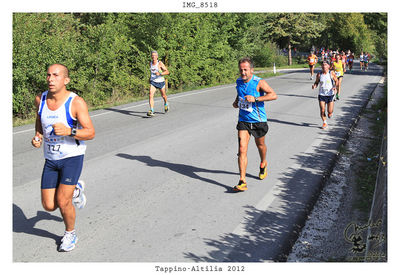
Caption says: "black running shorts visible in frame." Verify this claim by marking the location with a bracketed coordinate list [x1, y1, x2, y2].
[236, 121, 269, 138]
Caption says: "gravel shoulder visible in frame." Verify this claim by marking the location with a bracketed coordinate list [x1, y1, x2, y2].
[287, 77, 387, 262]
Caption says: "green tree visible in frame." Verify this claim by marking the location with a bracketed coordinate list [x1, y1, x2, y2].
[13, 13, 83, 118]
[363, 13, 387, 60]
[264, 13, 325, 65]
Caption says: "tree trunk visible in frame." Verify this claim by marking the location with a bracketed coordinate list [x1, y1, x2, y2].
[288, 41, 292, 66]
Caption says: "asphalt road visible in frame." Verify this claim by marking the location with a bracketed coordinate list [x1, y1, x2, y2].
[13, 62, 383, 262]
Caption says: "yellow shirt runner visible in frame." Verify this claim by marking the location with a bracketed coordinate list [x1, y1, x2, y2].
[333, 60, 344, 77]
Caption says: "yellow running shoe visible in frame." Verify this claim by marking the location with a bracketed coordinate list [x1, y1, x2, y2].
[233, 180, 248, 192]
[147, 110, 155, 117]
[259, 162, 268, 180]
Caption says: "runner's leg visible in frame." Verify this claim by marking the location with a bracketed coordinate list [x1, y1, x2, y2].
[160, 86, 168, 105]
[337, 77, 342, 96]
[327, 101, 334, 117]
[56, 184, 76, 232]
[255, 136, 267, 167]
[238, 130, 251, 182]
[319, 100, 326, 122]
[149, 85, 156, 110]
[41, 189, 58, 211]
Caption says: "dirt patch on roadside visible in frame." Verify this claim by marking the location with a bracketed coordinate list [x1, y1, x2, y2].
[287, 80, 387, 262]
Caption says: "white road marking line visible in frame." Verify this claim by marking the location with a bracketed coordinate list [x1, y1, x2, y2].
[13, 84, 235, 135]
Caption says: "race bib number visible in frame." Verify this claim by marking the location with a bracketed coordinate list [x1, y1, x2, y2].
[335, 71, 341, 77]
[238, 97, 253, 113]
[45, 137, 65, 155]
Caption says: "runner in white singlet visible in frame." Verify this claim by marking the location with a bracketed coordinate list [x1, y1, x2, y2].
[312, 61, 339, 129]
[147, 50, 170, 117]
[32, 64, 95, 252]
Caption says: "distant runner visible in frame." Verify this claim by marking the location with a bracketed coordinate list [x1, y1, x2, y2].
[364, 52, 370, 71]
[341, 51, 347, 71]
[347, 52, 354, 72]
[331, 53, 345, 100]
[147, 50, 170, 117]
[312, 61, 338, 129]
[232, 57, 277, 192]
[360, 51, 365, 71]
[307, 51, 318, 80]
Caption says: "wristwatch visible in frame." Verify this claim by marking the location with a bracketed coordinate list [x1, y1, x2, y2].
[70, 127, 77, 137]
[255, 97, 259, 102]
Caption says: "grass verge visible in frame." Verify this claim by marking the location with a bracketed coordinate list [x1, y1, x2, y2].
[353, 81, 387, 213]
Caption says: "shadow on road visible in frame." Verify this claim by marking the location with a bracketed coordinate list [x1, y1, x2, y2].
[13, 204, 63, 243]
[277, 93, 316, 99]
[115, 154, 250, 193]
[104, 108, 165, 118]
[268, 118, 318, 128]
[183, 65, 383, 262]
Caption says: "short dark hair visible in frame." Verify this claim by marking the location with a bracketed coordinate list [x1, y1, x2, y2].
[48, 63, 69, 78]
[238, 57, 254, 69]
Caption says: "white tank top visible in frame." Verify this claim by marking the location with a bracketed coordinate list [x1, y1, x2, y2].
[319, 72, 335, 96]
[150, 61, 165, 83]
[38, 91, 86, 160]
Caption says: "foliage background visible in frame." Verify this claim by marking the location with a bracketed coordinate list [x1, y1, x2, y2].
[12, 13, 387, 120]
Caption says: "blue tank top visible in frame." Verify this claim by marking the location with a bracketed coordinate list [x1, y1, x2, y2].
[236, 75, 267, 123]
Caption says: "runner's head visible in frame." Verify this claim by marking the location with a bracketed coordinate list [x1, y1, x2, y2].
[238, 57, 254, 83]
[46, 64, 70, 93]
[151, 50, 158, 61]
[321, 60, 330, 72]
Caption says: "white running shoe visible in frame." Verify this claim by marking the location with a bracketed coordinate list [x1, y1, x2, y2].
[59, 231, 78, 252]
[73, 180, 86, 209]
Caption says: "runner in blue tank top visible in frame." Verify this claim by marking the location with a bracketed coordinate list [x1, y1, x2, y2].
[31, 64, 95, 252]
[232, 57, 277, 192]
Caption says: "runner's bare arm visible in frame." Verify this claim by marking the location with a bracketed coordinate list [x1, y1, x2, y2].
[72, 96, 95, 140]
[312, 73, 321, 89]
[233, 95, 239, 108]
[331, 71, 339, 87]
[158, 61, 169, 76]
[32, 94, 43, 148]
[245, 80, 277, 102]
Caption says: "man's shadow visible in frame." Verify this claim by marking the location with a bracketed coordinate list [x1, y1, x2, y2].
[104, 108, 165, 118]
[13, 204, 63, 245]
[116, 154, 256, 193]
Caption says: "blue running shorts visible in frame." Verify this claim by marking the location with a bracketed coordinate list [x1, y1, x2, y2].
[41, 155, 84, 189]
[150, 80, 165, 89]
[318, 95, 335, 103]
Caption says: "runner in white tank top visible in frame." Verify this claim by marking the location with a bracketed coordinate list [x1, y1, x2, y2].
[31, 64, 95, 252]
[147, 50, 170, 117]
[318, 72, 335, 96]
[38, 90, 86, 160]
[150, 60, 165, 83]
[312, 61, 338, 129]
